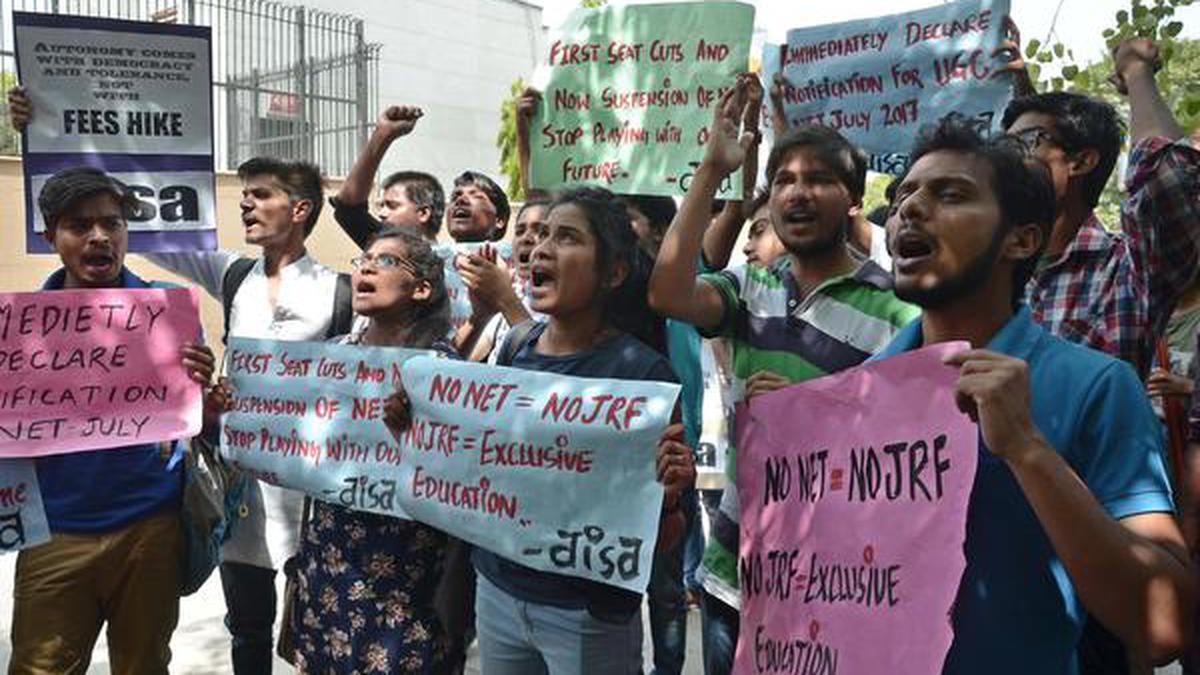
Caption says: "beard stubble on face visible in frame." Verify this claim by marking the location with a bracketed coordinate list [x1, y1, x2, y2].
[894, 223, 1009, 309]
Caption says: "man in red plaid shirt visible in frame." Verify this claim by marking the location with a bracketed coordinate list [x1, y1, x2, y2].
[1002, 38, 1200, 380]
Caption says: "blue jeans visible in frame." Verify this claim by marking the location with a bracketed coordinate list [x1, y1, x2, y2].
[219, 561, 277, 675]
[475, 572, 643, 675]
[648, 490, 699, 674]
[683, 489, 707, 592]
[700, 590, 738, 675]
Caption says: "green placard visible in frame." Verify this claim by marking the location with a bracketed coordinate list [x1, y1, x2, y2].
[531, 2, 755, 199]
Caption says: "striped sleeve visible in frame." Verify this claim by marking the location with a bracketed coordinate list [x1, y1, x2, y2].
[698, 268, 744, 339]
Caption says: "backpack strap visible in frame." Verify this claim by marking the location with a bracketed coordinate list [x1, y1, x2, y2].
[326, 273, 354, 339]
[220, 258, 257, 345]
[496, 319, 541, 367]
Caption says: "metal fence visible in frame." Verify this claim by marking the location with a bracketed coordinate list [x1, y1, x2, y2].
[0, 0, 380, 175]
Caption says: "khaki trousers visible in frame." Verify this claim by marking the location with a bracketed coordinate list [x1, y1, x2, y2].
[8, 510, 183, 675]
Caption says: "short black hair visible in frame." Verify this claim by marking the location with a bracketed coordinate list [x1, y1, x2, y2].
[515, 194, 553, 224]
[618, 194, 678, 229]
[453, 171, 511, 239]
[38, 166, 138, 229]
[238, 157, 325, 236]
[746, 187, 770, 218]
[908, 115, 1057, 306]
[1001, 92, 1124, 210]
[766, 126, 868, 201]
[381, 171, 445, 239]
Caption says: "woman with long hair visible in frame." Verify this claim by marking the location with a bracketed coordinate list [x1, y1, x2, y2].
[289, 227, 454, 674]
[391, 186, 696, 674]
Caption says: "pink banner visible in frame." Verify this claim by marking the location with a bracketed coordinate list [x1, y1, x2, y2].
[0, 287, 202, 457]
[735, 342, 977, 674]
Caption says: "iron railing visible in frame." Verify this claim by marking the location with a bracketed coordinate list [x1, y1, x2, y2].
[0, 0, 380, 175]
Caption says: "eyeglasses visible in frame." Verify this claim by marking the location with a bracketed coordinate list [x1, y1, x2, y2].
[350, 253, 413, 272]
[1010, 127, 1065, 154]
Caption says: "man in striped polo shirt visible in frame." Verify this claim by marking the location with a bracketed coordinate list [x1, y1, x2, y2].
[649, 82, 919, 674]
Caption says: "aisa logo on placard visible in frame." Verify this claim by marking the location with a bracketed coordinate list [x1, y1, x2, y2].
[127, 184, 200, 223]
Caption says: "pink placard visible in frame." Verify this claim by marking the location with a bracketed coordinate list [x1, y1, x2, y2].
[735, 342, 978, 674]
[0, 287, 202, 457]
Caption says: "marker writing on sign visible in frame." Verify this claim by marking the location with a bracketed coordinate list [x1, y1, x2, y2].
[847, 434, 950, 502]
[0, 383, 166, 410]
[800, 550, 902, 609]
[752, 624, 840, 675]
[0, 301, 165, 340]
[904, 9, 992, 46]
[541, 392, 646, 431]
[478, 431, 594, 475]
[522, 524, 643, 582]
[740, 548, 805, 602]
[762, 449, 831, 506]
[410, 466, 519, 519]
[0, 511, 28, 551]
[428, 374, 518, 413]
[325, 475, 399, 512]
[0, 482, 28, 508]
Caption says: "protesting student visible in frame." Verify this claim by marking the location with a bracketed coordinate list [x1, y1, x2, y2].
[7, 85, 356, 674]
[880, 115, 1193, 673]
[458, 196, 548, 364]
[648, 81, 919, 674]
[8, 166, 215, 675]
[389, 186, 695, 674]
[740, 190, 785, 270]
[441, 169, 516, 356]
[998, 35, 1200, 671]
[1000, 37, 1200, 378]
[149, 157, 355, 675]
[246, 227, 452, 673]
[1145, 277, 1200, 426]
[331, 106, 446, 246]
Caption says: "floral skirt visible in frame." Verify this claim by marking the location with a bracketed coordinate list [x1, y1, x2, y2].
[288, 500, 449, 674]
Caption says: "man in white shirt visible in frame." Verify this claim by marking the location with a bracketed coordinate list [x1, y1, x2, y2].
[8, 84, 352, 675]
[146, 157, 351, 675]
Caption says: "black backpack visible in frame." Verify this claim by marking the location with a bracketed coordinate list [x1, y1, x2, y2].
[495, 319, 542, 366]
[220, 258, 353, 344]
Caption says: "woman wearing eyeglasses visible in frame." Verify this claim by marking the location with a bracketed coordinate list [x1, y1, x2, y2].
[285, 227, 455, 674]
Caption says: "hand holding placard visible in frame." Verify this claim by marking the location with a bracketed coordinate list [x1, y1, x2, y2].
[221, 339, 682, 592]
[734, 343, 978, 673]
[0, 287, 203, 457]
[530, 2, 755, 198]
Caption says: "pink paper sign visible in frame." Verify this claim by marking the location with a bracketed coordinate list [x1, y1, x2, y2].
[735, 342, 978, 674]
[0, 287, 202, 457]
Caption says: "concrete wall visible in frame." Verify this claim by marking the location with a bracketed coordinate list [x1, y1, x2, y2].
[295, 0, 545, 194]
[0, 157, 363, 358]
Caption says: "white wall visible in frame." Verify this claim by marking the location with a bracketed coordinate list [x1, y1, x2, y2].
[293, 0, 545, 193]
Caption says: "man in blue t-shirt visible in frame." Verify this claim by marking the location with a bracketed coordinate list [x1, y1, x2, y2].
[876, 116, 1193, 673]
[8, 167, 214, 674]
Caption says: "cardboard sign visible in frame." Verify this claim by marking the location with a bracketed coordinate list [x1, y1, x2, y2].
[0, 460, 50, 554]
[776, 0, 1012, 174]
[15, 12, 217, 252]
[221, 338, 682, 592]
[0, 287, 203, 456]
[531, 2, 755, 198]
[735, 343, 978, 674]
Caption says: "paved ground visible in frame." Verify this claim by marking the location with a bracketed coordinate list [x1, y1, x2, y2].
[0, 554, 1184, 674]
[0, 555, 705, 673]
